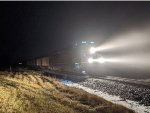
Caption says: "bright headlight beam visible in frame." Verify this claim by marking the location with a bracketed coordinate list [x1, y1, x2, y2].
[91, 28, 150, 53]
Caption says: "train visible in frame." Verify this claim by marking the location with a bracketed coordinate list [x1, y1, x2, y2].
[26, 41, 96, 74]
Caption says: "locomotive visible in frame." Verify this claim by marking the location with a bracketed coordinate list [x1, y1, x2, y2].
[26, 41, 97, 74]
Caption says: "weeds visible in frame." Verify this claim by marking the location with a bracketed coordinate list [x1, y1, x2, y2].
[0, 70, 135, 113]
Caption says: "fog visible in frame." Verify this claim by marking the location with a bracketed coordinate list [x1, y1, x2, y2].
[89, 26, 150, 78]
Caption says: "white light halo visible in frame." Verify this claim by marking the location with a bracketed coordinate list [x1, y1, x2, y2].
[90, 47, 96, 54]
[98, 57, 105, 64]
[88, 58, 94, 63]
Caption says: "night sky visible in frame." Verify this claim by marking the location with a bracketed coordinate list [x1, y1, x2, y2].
[1, 1, 150, 65]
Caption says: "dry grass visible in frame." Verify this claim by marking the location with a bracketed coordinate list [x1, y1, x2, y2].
[0, 70, 135, 113]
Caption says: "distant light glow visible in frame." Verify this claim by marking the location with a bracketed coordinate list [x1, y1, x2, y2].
[88, 58, 94, 63]
[90, 47, 96, 54]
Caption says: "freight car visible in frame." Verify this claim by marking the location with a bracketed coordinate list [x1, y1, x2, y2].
[26, 41, 96, 74]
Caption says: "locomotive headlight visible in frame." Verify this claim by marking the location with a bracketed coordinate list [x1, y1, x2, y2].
[88, 58, 94, 63]
[90, 47, 96, 54]
[88, 57, 105, 64]
[98, 57, 105, 64]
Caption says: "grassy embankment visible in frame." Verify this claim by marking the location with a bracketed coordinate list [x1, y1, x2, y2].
[0, 69, 135, 113]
